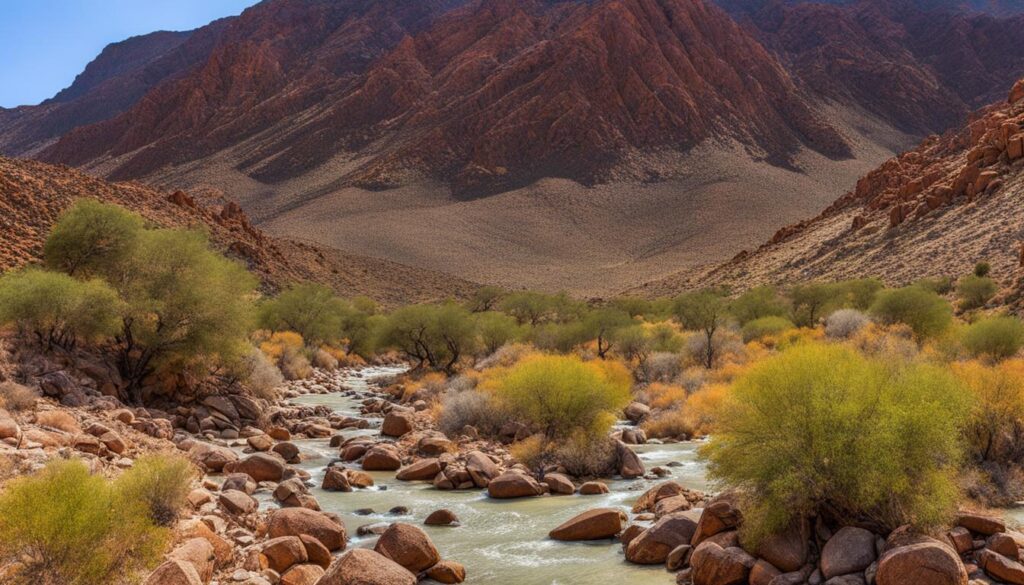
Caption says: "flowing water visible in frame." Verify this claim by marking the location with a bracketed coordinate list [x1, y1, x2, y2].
[279, 366, 710, 585]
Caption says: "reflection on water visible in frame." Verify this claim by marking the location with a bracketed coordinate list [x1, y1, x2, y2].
[279, 367, 710, 584]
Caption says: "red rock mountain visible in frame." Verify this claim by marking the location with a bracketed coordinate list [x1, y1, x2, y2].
[634, 80, 1024, 303]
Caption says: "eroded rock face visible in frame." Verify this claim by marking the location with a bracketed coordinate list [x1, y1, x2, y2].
[317, 549, 416, 585]
[876, 541, 967, 585]
[549, 508, 626, 541]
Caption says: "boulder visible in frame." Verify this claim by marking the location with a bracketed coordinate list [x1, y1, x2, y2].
[322, 467, 352, 492]
[373, 523, 441, 573]
[362, 446, 402, 471]
[218, 490, 258, 515]
[487, 471, 543, 498]
[579, 481, 609, 495]
[466, 451, 501, 487]
[947, 526, 973, 555]
[246, 434, 273, 452]
[549, 508, 626, 541]
[425, 560, 467, 584]
[272, 442, 301, 464]
[280, 564, 325, 585]
[667, 544, 694, 571]
[691, 492, 742, 546]
[689, 541, 756, 585]
[267, 508, 347, 551]
[417, 436, 453, 456]
[988, 532, 1020, 560]
[189, 442, 238, 472]
[616, 441, 644, 479]
[274, 478, 318, 510]
[957, 512, 1005, 536]
[425, 509, 460, 526]
[655, 495, 692, 518]
[979, 549, 1024, 585]
[167, 537, 216, 583]
[144, 560, 203, 585]
[624, 401, 651, 423]
[317, 549, 415, 585]
[821, 526, 876, 578]
[182, 520, 234, 566]
[346, 469, 374, 488]
[626, 510, 701, 564]
[223, 473, 257, 495]
[749, 559, 781, 585]
[260, 536, 308, 574]
[633, 481, 687, 513]
[757, 520, 808, 574]
[876, 541, 967, 585]
[543, 473, 575, 495]
[381, 412, 415, 437]
[396, 458, 441, 481]
[299, 534, 332, 569]
[225, 453, 285, 482]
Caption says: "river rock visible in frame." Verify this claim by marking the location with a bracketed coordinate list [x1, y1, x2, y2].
[579, 481, 609, 495]
[979, 549, 1024, 584]
[396, 458, 442, 481]
[189, 441, 238, 472]
[222, 473, 257, 495]
[487, 471, 543, 498]
[280, 563, 324, 585]
[418, 436, 453, 456]
[224, 452, 285, 482]
[626, 510, 701, 564]
[374, 523, 441, 572]
[690, 541, 756, 585]
[381, 411, 415, 437]
[875, 541, 967, 585]
[267, 508, 347, 551]
[426, 560, 467, 584]
[167, 537, 216, 583]
[543, 473, 575, 495]
[321, 467, 351, 492]
[247, 434, 273, 452]
[318, 549, 415, 585]
[363, 445, 402, 471]
[274, 478, 318, 509]
[550, 508, 626, 541]
[219, 489, 258, 515]
[466, 451, 501, 487]
[691, 492, 742, 546]
[144, 560, 203, 585]
[748, 558, 780, 585]
[654, 495, 692, 518]
[346, 469, 375, 488]
[272, 442, 301, 464]
[957, 512, 1005, 536]
[633, 481, 687, 513]
[425, 509, 460, 526]
[756, 519, 808, 573]
[260, 536, 308, 574]
[624, 402, 651, 423]
[821, 526, 877, 578]
[988, 532, 1020, 560]
[299, 534, 332, 569]
[616, 441, 645, 479]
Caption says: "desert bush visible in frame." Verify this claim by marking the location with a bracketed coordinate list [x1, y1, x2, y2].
[257, 284, 346, 345]
[637, 351, 683, 384]
[552, 432, 618, 477]
[435, 390, 508, 437]
[43, 199, 143, 279]
[832, 278, 884, 311]
[647, 322, 685, 353]
[916, 276, 954, 295]
[975, 261, 992, 277]
[869, 286, 952, 340]
[239, 348, 283, 400]
[957, 275, 998, 311]
[641, 382, 687, 410]
[741, 316, 794, 343]
[115, 455, 195, 527]
[641, 410, 694, 440]
[824, 309, 869, 340]
[730, 286, 789, 325]
[613, 325, 652, 366]
[850, 324, 920, 361]
[259, 331, 305, 360]
[680, 382, 728, 435]
[509, 434, 547, 471]
[676, 366, 706, 393]
[312, 348, 339, 370]
[475, 311, 522, 355]
[954, 360, 1024, 463]
[528, 322, 587, 353]
[962, 317, 1024, 361]
[279, 349, 312, 381]
[0, 381, 38, 412]
[674, 290, 729, 368]
[703, 344, 966, 545]
[0, 459, 167, 585]
[0, 269, 121, 350]
[482, 354, 631, 440]
[466, 285, 506, 313]
[789, 282, 841, 327]
[684, 328, 742, 369]
[476, 343, 533, 370]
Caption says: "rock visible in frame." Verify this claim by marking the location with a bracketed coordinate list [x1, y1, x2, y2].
[187, 489, 214, 509]
[274, 478, 318, 509]
[633, 481, 688, 513]
[543, 473, 575, 495]
[358, 522, 391, 536]
[466, 450, 501, 487]
[260, 536, 308, 574]
[269, 426, 291, 441]
[757, 520, 808, 573]
[690, 541, 756, 585]
[425, 509, 460, 526]
[979, 549, 1024, 584]
[219, 490, 258, 515]
[346, 469, 374, 488]
[225, 453, 286, 482]
[824, 576, 866, 585]
[189, 441, 238, 472]
[417, 436, 453, 456]
[168, 537, 216, 583]
[579, 481, 609, 495]
[396, 458, 441, 481]
[691, 492, 742, 546]
[223, 473, 257, 495]
[144, 560, 203, 585]
[626, 510, 701, 564]
[667, 544, 693, 571]
[876, 541, 967, 585]
[616, 441, 645, 479]
[749, 559, 781, 585]
[1010, 79, 1024, 104]
[272, 442, 301, 463]
[299, 534, 332, 570]
[267, 508, 347, 551]
[948, 526, 973, 555]
[182, 520, 234, 566]
[621, 524, 646, 549]
[362, 445, 402, 471]
[426, 560, 467, 584]
[317, 549, 415, 585]
[381, 411, 415, 437]
[322, 467, 352, 492]
[958, 512, 1005, 536]
[373, 523, 441, 573]
[655, 495, 692, 518]
[487, 471, 543, 498]
[280, 564, 324, 585]
[550, 508, 626, 541]
[624, 402, 651, 423]
[0, 416, 20, 443]
[821, 526, 876, 578]
[988, 532, 1020, 560]
[246, 434, 273, 452]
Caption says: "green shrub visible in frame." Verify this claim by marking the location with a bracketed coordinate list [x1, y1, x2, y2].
[975, 262, 992, 278]
[869, 286, 952, 340]
[499, 291, 555, 325]
[257, 284, 347, 345]
[915, 276, 954, 295]
[0, 269, 121, 349]
[475, 311, 522, 355]
[647, 322, 684, 353]
[833, 278, 884, 311]
[731, 286, 789, 325]
[466, 285, 505, 313]
[43, 199, 142, 279]
[0, 459, 167, 585]
[741, 316, 795, 343]
[702, 344, 966, 545]
[528, 322, 588, 353]
[962, 317, 1024, 361]
[115, 455, 195, 527]
[957, 275, 998, 311]
[581, 308, 634, 358]
[484, 354, 631, 439]
[612, 325, 652, 365]
[789, 282, 841, 327]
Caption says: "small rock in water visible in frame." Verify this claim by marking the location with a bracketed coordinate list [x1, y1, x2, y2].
[354, 508, 375, 516]
[389, 506, 410, 516]
[357, 522, 391, 536]
[666, 461, 683, 467]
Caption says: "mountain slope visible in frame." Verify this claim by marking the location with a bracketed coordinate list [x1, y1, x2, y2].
[633, 80, 1024, 299]
[0, 156, 475, 305]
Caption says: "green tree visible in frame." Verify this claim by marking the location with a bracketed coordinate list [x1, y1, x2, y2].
[475, 311, 521, 355]
[957, 275, 998, 311]
[612, 325, 652, 366]
[581, 308, 634, 359]
[467, 286, 505, 313]
[258, 284, 346, 345]
[43, 199, 143, 280]
[962, 317, 1024, 361]
[789, 282, 840, 327]
[870, 286, 952, 340]
[0, 269, 121, 350]
[485, 354, 631, 439]
[674, 290, 728, 368]
[379, 303, 478, 373]
[834, 278, 884, 311]
[500, 291, 553, 325]
[703, 344, 966, 545]
[730, 286, 788, 325]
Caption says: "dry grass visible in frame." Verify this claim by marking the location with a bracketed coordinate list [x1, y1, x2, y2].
[0, 381, 37, 412]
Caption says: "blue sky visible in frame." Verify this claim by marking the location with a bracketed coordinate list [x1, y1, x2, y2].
[0, 0, 260, 108]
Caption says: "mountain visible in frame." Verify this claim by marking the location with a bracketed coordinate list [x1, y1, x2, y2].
[0, 156, 475, 305]
[633, 80, 1024, 302]
[3, 0, 1024, 294]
